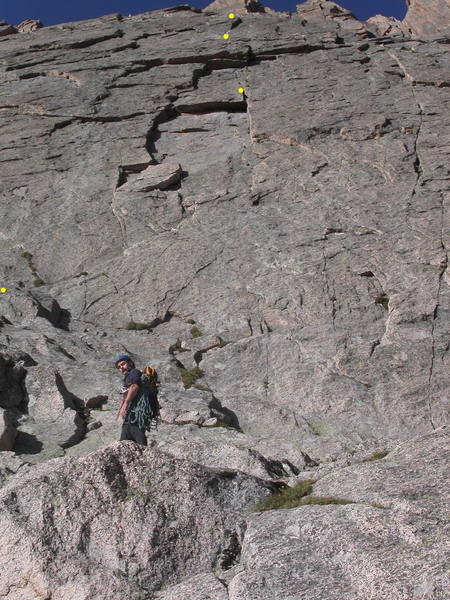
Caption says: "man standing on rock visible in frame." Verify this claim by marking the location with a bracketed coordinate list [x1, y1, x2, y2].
[115, 354, 147, 446]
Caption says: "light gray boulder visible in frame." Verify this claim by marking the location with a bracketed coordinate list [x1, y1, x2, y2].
[155, 572, 228, 600]
[0, 451, 26, 486]
[0, 442, 276, 599]
[15, 365, 86, 457]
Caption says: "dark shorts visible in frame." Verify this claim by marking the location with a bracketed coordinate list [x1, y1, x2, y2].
[120, 423, 147, 446]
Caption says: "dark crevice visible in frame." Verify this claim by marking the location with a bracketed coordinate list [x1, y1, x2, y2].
[147, 310, 174, 330]
[177, 101, 247, 115]
[230, 17, 243, 30]
[256, 44, 327, 58]
[55, 31, 125, 51]
[116, 162, 150, 189]
[247, 318, 253, 336]
[167, 48, 253, 66]
[369, 340, 380, 358]
[169, 127, 211, 133]
[145, 105, 179, 160]
[217, 530, 242, 570]
[163, 5, 201, 12]
[116, 58, 163, 78]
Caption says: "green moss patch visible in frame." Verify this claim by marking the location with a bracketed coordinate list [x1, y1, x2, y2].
[254, 480, 315, 512]
[361, 450, 389, 462]
[126, 321, 150, 331]
[21, 251, 46, 287]
[180, 366, 204, 389]
[375, 294, 389, 310]
[296, 496, 355, 507]
[190, 326, 204, 338]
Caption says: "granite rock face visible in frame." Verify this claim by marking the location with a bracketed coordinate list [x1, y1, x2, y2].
[17, 19, 43, 33]
[404, 0, 450, 38]
[0, 0, 449, 598]
[0, 442, 276, 599]
[229, 428, 449, 600]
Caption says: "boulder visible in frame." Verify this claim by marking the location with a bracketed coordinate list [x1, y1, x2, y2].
[15, 366, 86, 456]
[16, 19, 43, 33]
[0, 442, 276, 599]
[0, 21, 16, 36]
[403, 0, 450, 38]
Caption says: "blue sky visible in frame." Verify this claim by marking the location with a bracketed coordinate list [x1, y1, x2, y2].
[2, 0, 408, 27]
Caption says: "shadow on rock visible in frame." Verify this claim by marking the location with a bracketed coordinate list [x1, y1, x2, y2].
[209, 396, 242, 431]
[13, 430, 43, 455]
[55, 372, 84, 411]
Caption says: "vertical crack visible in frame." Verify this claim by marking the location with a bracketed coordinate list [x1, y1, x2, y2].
[388, 51, 424, 226]
[388, 50, 444, 431]
[111, 191, 128, 250]
[321, 250, 336, 330]
[264, 336, 270, 403]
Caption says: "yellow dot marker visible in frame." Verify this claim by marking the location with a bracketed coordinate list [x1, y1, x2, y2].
[223, 32, 229, 40]
[0, 288, 7, 293]
[228, 13, 235, 19]
[238, 87, 245, 94]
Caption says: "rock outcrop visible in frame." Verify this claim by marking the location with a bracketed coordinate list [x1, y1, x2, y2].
[403, 0, 450, 38]
[0, 442, 276, 599]
[0, 0, 448, 597]
[16, 19, 43, 33]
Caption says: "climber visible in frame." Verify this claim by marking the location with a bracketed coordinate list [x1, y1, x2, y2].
[115, 354, 148, 446]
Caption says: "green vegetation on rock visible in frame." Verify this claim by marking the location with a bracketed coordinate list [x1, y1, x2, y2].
[126, 321, 150, 331]
[375, 294, 389, 310]
[361, 450, 389, 462]
[307, 419, 331, 437]
[180, 366, 204, 388]
[21, 251, 46, 287]
[254, 480, 356, 512]
[190, 326, 203, 338]
[254, 480, 315, 512]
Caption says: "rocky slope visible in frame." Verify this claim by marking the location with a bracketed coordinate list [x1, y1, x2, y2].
[0, 0, 448, 598]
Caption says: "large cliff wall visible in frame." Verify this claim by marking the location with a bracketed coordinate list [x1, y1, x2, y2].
[0, 1, 448, 598]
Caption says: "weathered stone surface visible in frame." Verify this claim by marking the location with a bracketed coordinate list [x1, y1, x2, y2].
[312, 427, 449, 517]
[157, 431, 298, 480]
[0, 442, 275, 599]
[15, 364, 86, 458]
[0, 0, 447, 461]
[366, 15, 408, 38]
[227, 429, 449, 600]
[403, 0, 450, 38]
[155, 572, 228, 600]
[17, 19, 43, 33]
[0, 2, 448, 597]
[0, 451, 25, 486]
[206, 0, 265, 14]
[0, 21, 17, 36]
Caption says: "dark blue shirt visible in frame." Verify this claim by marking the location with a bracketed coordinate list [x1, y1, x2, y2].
[121, 368, 142, 398]
[122, 369, 144, 425]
